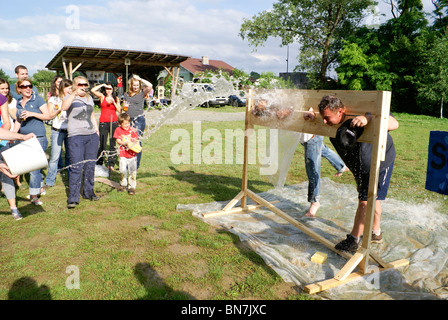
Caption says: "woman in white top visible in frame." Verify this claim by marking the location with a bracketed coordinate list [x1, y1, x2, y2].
[0, 78, 21, 188]
[44, 79, 72, 188]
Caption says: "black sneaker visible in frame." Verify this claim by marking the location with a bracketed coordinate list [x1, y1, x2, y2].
[89, 195, 100, 201]
[335, 234, 359, 253]
[67, 203, 78, 209]
[82, 194, 100, 201]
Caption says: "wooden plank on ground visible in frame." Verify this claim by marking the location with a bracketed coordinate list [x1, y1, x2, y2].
[95, 177, 121, 189]
[202, 200, 280, 218]
[304, 259, 409, 294]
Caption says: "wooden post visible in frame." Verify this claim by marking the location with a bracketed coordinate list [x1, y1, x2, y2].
[62, 60, 68, 79]
[69, 61, 73, 80]
[240, 90, 254, 209]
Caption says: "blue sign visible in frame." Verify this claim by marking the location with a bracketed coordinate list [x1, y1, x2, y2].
[426, 131, 448, 195]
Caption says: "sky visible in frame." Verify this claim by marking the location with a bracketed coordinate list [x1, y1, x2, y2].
[0, 0, 438, 79]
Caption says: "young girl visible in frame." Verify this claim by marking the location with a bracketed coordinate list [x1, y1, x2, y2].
[113, 113, 141, 195]
[91, 82, 121, 170]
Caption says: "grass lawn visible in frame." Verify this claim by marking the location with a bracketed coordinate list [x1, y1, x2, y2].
[0, 109, 447, 300]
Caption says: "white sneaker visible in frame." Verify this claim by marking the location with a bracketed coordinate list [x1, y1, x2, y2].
[30, 196, 43, 206]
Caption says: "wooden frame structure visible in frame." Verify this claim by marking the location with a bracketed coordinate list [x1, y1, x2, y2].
[202, 89, 409, 294]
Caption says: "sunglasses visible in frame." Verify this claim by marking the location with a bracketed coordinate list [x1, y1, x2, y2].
[77, 83, 89, 87]
[19, 84, 33, 89]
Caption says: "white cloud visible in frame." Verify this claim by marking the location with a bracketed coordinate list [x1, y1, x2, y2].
[0, 0, 294, 77]
[0, 58, 15, 74]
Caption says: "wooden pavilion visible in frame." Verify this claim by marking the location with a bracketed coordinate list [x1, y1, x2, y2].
[45, 46, 191, 99]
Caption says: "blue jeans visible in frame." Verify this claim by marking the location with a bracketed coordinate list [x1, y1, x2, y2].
[130, 115, 146, 168]
[302, 135, 346, 203]
[67, 133, 99, 204]
[29, 136, 48, 196]
[45, 128, 69, 187]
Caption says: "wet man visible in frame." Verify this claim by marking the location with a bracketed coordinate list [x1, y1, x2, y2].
[304, 95, 399, 252]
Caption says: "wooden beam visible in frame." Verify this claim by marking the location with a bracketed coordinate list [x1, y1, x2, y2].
[62, 56, 181, 68]
[245, 189, 353, 260]
[334, 248, 367, 281]
[222, 190, 245, 211]
[358, 91, 392, 274]
[202, 200, 280, 218]
[72, 62, 83, 74]
[304, 259, 409, 294]
[69, 61, 73, 80]
[241, 91, 253, 208]
[62, 60, 68, 79]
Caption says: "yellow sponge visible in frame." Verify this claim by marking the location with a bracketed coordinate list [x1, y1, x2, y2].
[129, 143, 142, 153]
[311, 252, 328, 264]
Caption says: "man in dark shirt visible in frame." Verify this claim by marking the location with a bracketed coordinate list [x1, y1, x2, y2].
[304, 95, 399, 252]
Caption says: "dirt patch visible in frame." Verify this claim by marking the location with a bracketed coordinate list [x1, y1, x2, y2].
[168, 243, 200, 256]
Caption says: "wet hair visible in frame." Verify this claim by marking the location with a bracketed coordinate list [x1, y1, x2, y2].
[318, 95, 345, 113]
[118, 112, 131, 124]
[252, 99, 269, 117]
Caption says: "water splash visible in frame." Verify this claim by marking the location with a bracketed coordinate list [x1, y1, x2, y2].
[57, 73, 241, 174]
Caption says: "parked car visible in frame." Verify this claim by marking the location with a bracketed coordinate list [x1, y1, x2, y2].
[228, 94, 247, 107]
[203, 85, 229, 107]
[183, 82, 229, 108]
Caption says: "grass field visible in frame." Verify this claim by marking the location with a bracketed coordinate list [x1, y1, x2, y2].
[0, 110, 447, 300]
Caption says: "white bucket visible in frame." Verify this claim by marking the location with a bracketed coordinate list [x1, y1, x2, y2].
[1, 137, 48, 176]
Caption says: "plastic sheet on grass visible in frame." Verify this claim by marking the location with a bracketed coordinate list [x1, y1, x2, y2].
[177, 178, 448, 300]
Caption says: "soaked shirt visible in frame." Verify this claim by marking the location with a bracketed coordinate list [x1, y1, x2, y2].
[123, 91, 145, 118]
[66, 95, 96, 137]
[330, 120, 396, 199]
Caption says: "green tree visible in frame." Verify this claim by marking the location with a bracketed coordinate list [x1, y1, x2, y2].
[254, 72, 295, 89]
[416, 31, 448, 117]
[32, 69, 57, 83]
[336, 39, 396, 90]
[335, 0, 431, 113]
[431, 0, 448, 31]
[239, 0, 375, 88]
[0, 69, 10, 81]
